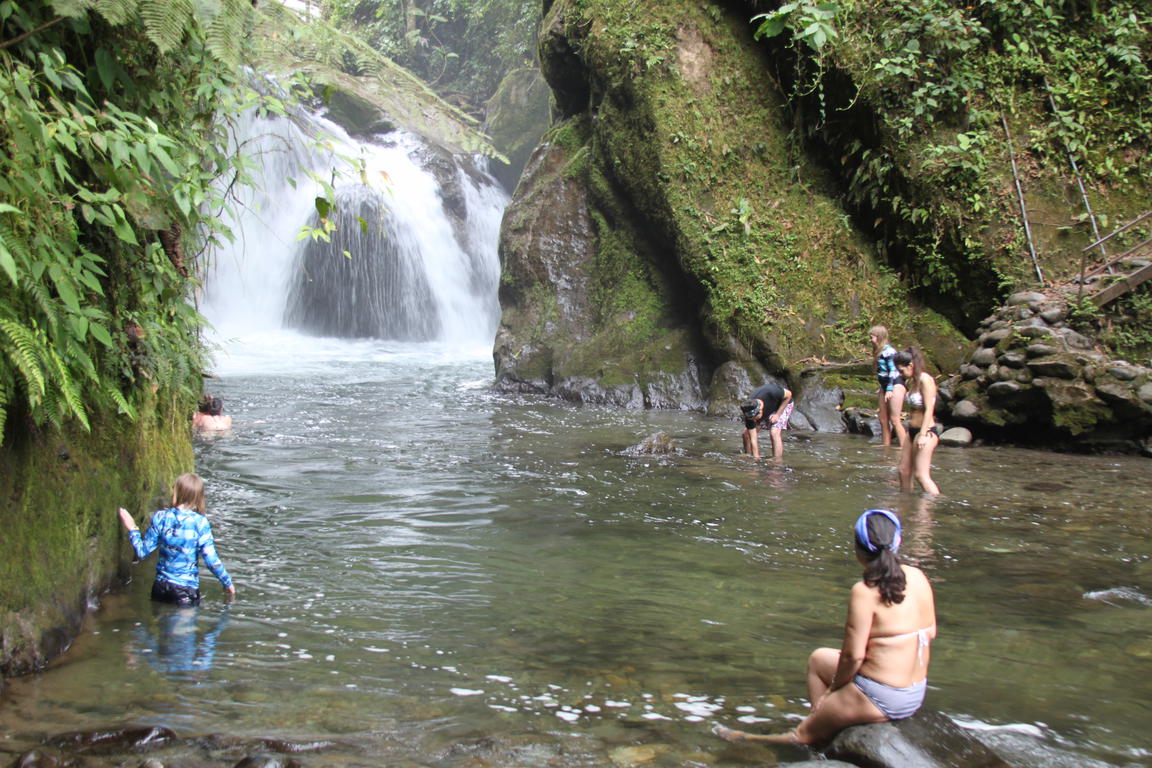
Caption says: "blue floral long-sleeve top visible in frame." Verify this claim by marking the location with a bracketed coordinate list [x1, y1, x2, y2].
[877, 344, 900, 391]
[128, 506, 232, 590]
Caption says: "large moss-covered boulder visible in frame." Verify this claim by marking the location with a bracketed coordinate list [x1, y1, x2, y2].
[495, 0, 965, 411]
[484, 67, 552, 193]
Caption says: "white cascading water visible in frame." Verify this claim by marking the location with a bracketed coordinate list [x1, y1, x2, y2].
[199, 108, 507, 373]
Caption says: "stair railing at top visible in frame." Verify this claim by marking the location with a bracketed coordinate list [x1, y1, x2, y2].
[1077, 210, 1152, 301]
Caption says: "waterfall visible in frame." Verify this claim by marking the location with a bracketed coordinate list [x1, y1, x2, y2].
[200, 108, 507, 359]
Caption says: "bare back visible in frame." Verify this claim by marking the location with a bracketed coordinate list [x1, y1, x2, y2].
[858, 564, 936, 687]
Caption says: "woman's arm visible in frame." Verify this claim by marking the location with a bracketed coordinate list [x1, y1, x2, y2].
[829, 581, 876, 692]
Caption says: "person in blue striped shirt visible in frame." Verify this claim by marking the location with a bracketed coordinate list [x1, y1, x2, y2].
[870, 326, 906, 448]
[118, 473, 235, 606]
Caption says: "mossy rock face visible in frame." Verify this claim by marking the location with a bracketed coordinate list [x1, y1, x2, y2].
[484, 68, 552, 193]
[496, 0, 967, 412]
[0, 395, 191, 676]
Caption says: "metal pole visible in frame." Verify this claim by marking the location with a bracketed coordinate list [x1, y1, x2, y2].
[1001, 112, 1044, 284]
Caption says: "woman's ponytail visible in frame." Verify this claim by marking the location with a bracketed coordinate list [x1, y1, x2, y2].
[863, 546, 906, 605]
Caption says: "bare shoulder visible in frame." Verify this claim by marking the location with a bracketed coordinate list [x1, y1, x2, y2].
[850, 579, 881, 602]
[901, 564, 931, 585]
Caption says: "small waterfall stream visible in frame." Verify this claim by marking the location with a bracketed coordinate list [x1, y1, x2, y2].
[200, 109, 507, 355]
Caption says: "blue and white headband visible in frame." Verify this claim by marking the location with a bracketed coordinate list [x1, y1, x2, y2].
[854, 509, 902, 553]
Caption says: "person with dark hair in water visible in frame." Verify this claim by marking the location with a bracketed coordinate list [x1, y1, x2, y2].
[193, 394, 233, 433]
[714, 509, 936, 746]
[740, 381, 794, 459]
[894, 347, 940, 495]
[118, 473, 235, 606]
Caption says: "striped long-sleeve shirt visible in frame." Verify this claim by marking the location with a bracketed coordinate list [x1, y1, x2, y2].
[877, 344, 900, 391]
[128, 506, 232, 590]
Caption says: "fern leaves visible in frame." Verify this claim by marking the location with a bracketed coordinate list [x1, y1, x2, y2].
[139, 0, 192, 53]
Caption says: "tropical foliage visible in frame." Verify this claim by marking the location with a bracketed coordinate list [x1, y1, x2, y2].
[748, 0, 1152, 316]
[321, 0, 540, 114]
[0, 0, 273, 442]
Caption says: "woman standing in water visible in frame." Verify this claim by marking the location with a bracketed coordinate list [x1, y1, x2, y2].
[895, 347, 940, 495]
[118, 473, 235, 606]
[715, 509, 936, 746]
[869, 326, 905, 448]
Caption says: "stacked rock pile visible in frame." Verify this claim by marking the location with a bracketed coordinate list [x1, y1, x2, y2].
[942, 291, 1152, 454]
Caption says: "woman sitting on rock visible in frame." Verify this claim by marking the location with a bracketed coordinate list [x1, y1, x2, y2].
[714, 509, 936, 746]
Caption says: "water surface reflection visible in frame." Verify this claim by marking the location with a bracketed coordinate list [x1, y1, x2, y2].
[1, 347, 1149, 767]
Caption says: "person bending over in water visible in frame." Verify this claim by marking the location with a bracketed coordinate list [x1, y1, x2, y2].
[118, 473, 235, 606]
[894, 347, 940, 495]
[740, 381, 794, 459]
[714, 509, 935, 746]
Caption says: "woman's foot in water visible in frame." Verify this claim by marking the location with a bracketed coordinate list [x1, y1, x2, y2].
[712, 723, 798, 744]
[712, 724, 748, 742]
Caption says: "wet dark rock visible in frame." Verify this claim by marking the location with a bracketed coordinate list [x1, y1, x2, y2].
[841, 406, 877, 435]
[623, 432, 676, 455]
[960, 364, 983, 379]
[45, 726, 176, 755]
[825, 710, 1014, 767]
[232, 756, 305, 768]
[9, 750, 84, 768]
[795, 368, 846, 433]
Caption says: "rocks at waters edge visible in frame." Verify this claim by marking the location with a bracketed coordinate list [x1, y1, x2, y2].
[825, 710, 1015, 768]
[623, 432, 676, 455]
[939, 426, 973, 447]
[45, 726, 177, 755]
[945, 290, 1152, 451]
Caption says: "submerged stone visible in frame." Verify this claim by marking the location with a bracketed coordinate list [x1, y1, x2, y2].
[45, 726, 177, 755]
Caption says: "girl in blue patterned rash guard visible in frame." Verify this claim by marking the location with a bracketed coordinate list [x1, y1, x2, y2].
[118, 473, 235, 606]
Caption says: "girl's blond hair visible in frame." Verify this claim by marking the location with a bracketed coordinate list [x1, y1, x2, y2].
[869, 325, 889, 354]
[171, 473, 206, 515]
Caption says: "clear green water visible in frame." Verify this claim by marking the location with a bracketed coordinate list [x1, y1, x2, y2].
[1, 347, 1150, 767]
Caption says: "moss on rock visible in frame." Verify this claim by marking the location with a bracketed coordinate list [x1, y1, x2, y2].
[0, 395, 190, 677]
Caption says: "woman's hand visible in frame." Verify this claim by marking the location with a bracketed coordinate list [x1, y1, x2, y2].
[117, 507, 138, 532]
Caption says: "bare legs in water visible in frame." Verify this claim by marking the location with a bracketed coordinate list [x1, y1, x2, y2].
[712, 648, 886, 746]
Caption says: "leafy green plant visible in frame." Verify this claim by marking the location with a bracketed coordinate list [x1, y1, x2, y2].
[0, 0, 272, 441]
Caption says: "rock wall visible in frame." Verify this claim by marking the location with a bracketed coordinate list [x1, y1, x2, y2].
[0, 397, 190, 679]
[943, 291, 1152, 452]
[495, 0, 965, 414]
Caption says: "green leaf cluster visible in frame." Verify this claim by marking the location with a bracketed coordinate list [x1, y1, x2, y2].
[0, 0, 266, 441]
[750, 0, 1152, 312]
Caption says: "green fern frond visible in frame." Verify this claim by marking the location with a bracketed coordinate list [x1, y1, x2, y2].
[105, 384, 137, 420]
[0, 319, 48, 401]
[91, 0, 140, 26]
[45, 343, 90, 430]
[139, 0, 194, 54]
[201, 0, 251, 66]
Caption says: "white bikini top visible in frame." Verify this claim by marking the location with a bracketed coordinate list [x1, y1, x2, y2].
[907, 390, 925, 411]
[876, 624, 935, 666]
